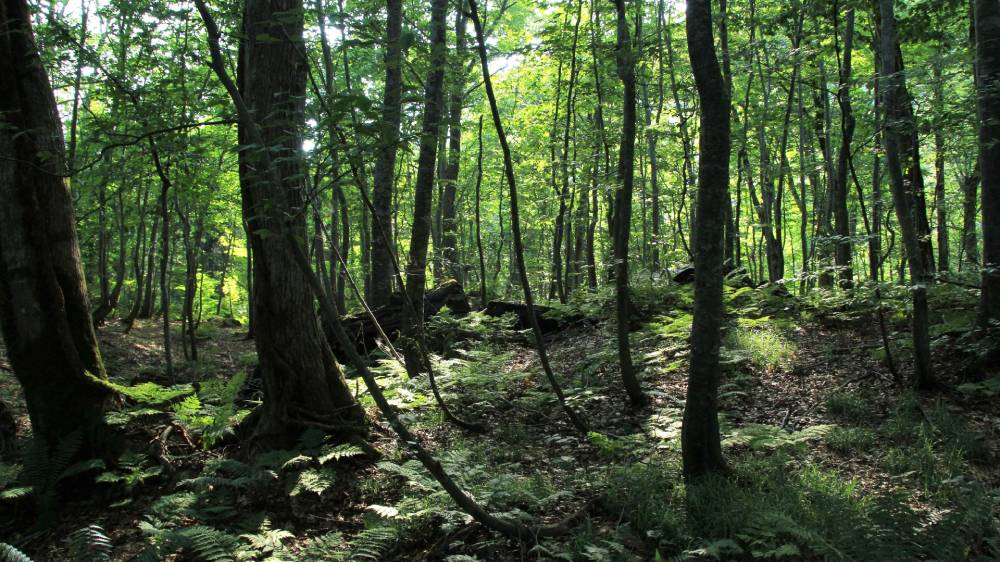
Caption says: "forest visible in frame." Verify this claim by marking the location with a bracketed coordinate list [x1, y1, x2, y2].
[0, 0, 999, 559]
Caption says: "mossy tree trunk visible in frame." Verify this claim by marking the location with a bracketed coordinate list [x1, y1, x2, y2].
[237, 0, 366, 447]
[0, 0, 113, 451]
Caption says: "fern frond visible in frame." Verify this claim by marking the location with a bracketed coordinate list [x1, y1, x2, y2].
[66, 524, 112, 562]
[377, 460, 435, 491]
[318, 444, 364, 465]
[289, 468, 335, 497]
[346, 525, 399, 562]
[297, 532, 346, 561]
[0, 486, 33, 501]
[176, 525, 238, 562]
[0, 543, 33, 562]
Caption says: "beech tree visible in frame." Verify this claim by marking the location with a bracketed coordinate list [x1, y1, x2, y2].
[681, 0, 730, 479]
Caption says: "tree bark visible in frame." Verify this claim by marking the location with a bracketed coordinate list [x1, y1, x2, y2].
[401, 0, 450, 378]
[612, 0, 644, 408]
[369, 0, 404, 307]
[682, 0, 729, 480]
[439, 5, 468, 283]
[880, 0, 934, 389]
[474, 116, 488, 304]
[0, 0, 112, 451]
[233, 0, 365, 446]
[975, 0, 1000, 328]
[933, 58, 950, 273]
[833, 4, 856, 288]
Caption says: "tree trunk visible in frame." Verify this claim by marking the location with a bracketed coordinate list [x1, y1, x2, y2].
[439, 6, 468, 283]
[975, 0, 1000, 328]
[0, 0, 112, 452]
[961, 166, 980, 270]
[401, 0, 449, 378]
[682, 0, 729, 480]
[933, 59, 950, 273]
[880, 0, 934, 389]
[235, 0, 365, 446]
[612, 0, 644, 408]
[151, 144, 173, 381]
[469, 0, 588, 434]
[474, 115, 488, 304]
[833, 5, 855, 288]
[369, 0, 404, 308]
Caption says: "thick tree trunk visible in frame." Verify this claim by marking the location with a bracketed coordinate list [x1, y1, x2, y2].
[369, 0, 404, 308]
[975, 0, 1000, 328]
[0, 0, 112, 451]
[401, 0, 449, 378]
[682, 0, 729, 480]
[880, 0, 934, 388]
[235, 0, 365, 446]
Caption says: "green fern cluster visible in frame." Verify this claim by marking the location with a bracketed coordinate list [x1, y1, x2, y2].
[0, 431, 105, 527]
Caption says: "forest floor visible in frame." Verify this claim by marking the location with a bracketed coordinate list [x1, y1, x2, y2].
[1, 281, 999, 561]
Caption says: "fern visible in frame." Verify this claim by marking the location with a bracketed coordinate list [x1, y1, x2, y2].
[345, 525, 399, 561]
[289, 468, 336, 497]
[0, 543, 32, 562]
[318, 444, 365, 464]
[6, 431, 106, 526]
[297, 532, 347, 561]
[238, 518, 294, 556]
[175, 526, 238, 562]
[66, 525, 112, 562]
[722, 424, 834, 451]
[107, 381, 194, 405]
[377, 460, 436, 491]
[96, 452, 162, 492]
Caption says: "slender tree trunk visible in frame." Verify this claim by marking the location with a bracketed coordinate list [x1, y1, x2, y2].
[833, 4, 856, 288]
[682, 0, 729, 480]
[151, 145, 173, 381]
[469, 0, 589, 433]
[0, 0, 112, 452]
[474, 116, 487, 304]
[123, 183, 150, 328]
[880, 0, 934, 388]
[870, 44, 884, 282]
[933, 58, 950, 273]
[961, 166, 980, 270]
[551, 0, 583, 303]
[975, 0, 1000, 328]
[369, 0, 403, 307]
[612, 0, 644, 407]
[138, 210, 159, 319]
[719, 0, 737, 266]
[439, 5, 468, 283]
[401, 0, 449, 378]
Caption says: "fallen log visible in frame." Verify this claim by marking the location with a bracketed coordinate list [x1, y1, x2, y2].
[326, 279, 471, 360]
[481, 300, 583, 333]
